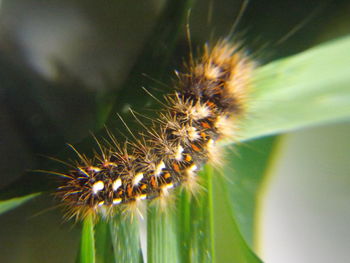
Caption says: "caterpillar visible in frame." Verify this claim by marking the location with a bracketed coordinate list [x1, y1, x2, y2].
[56, 39, 255, 221]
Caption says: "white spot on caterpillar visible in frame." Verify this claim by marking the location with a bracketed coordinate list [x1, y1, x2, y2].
[161, 183, 174, 195]
[175, 145, 184, 161]
[92, 181, 104, 194]
[206, 138, 223, 166]
[207, 139, 215, 149]
[182, 164, 199, 194]
[164, 183, 174, 190]
[171, 125, 199, 142]
[189, 164, 197, 172]
[190, 102, 211, 120]
[186, 164, 197, 177]
[187, 126, 199, 141]
[136, 194, 147, 201]
[113, 198, 122, 205]
[98, 200, 105, 207]
[207, 139, 217, 161]
[112, 178, 122, 191]
[89, 166, 101, 172]
[155, 161, 165, 176]
[133, 172, 144, 185]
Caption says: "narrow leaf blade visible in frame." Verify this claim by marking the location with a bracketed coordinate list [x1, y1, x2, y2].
[79, 215, 96, 263]
[0, 192, 40, 215]
[109, 214, 143, 263]
[242, 35, 350, 141]
[213, 174, 262, 263]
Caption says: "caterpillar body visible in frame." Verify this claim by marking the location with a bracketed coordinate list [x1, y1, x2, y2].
[56, 40, 255, 220]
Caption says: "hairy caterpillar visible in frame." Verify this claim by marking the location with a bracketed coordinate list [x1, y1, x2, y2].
[0, 1, 348, 263]
[55, 40, 255, 221]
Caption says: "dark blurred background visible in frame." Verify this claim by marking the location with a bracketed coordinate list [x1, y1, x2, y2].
[0, 0, 349, 262]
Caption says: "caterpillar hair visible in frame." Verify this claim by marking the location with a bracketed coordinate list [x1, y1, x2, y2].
[55, 39, 255, 221]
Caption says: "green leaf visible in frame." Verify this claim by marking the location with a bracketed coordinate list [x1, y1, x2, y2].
[79, 215, 96, 263]
[242, 35, 350, 141]
[153, 163, 262, 263]
[214, 36, 350, 260]
[213, 174, 262, 263]
[109, 214, 143, 263]
[146, 167, 220, 263]
[0, 192, 40, 215]
[224, 136, 278, 247]
[95, 220, 115, 263]
[177, 166, 215, 263]
[147, 206, 179, 263]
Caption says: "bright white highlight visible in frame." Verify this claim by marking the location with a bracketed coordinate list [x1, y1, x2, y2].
[133, 173, 144, 185]
[188, 126, 200, 141]
[175, 145, 184, 161]
[162, 183, 174, 195]
[190, 103, 211, 120]
[187, 164, 197, 174]
[112, 198, 122, 205]
[112, 178, 122, 191]
[155, 161, 165, 176]
[136, 194, 147, 201]
[92, 181, 104, 194]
